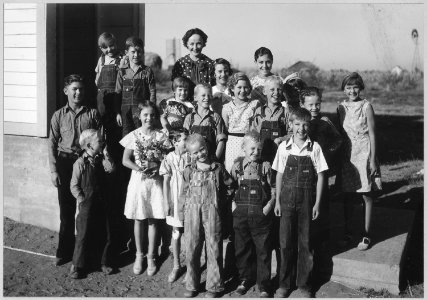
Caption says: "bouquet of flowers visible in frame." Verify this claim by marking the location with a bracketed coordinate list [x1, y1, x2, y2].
[134, 132, 172, 176]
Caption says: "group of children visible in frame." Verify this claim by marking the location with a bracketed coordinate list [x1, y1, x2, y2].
[48, 27, 381, 298]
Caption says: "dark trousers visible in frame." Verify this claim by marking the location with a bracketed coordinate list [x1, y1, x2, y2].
[233, 212, 272, 292]
[279, 188, 313, 290]
[56, 155, 77, 259]
[73, 197, 95, 268]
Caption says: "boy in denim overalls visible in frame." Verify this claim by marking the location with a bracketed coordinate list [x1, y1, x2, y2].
[69, 129, 116, 279]
[230, 131, 275, 298]
[95, 32, 122, 162]
[272, 108, 328, 297]
[115, 36, 156, 137]
[251, 75, 290, 284]
[178, 133, 234, 298]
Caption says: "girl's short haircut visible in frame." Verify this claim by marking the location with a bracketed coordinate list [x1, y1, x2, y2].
[194, 83, 212, 97]
[299, 87, 323, 104]
[228, 72, 252, 92]
[172, 77, 190, 91]
[136, 100, 159, 117]
[79, 129, 99, 149]
[64, 74, 84, 88]
[98, 32, 116, 48]
[289, 107, 312, 123]
[182, 28, 208, 47]
[171, 129, 189, 143]
[264, 75, 283, 88]
[185, 133, 207, 149]
[125, 36, 144, 50]
[214, 58, 233, 75]
[341, 72, 365, 90]
[254, 47, 273, 62]
[241, 130, 261, 149]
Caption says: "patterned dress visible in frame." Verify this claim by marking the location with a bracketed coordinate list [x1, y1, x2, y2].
[120, 128, 172, 220]
[171, 54, 215, 99]
[222, 99, 260, 171]
[337, 99, 377, 193]
[159, 98, 194, 131]
[159, 151, 191, 228]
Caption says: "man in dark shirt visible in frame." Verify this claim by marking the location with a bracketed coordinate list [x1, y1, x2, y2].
[48, 74, 102, 266]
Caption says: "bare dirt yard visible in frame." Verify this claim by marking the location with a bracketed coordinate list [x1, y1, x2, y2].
[4, 88, 423, 297]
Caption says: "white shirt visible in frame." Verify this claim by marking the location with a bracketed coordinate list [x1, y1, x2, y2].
[212, 85, 232, 96]
[272, 136, 328, 174]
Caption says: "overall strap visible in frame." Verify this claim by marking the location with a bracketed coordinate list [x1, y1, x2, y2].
[257, 162, 264, 179]
[189, 112, 195, 128]
[306, 141, 313, 152]
[101, 54, 105, 67]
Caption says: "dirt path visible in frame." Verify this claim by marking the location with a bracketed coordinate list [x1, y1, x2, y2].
[4, 217, 367, 298]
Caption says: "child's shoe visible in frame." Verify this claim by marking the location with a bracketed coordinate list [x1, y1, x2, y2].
[146, 255, 157, 276]
[235, 280, 251, 295]
[275, 287, 291, 298]
[357, 237, 371, 251]
[167, 266, 182, 283]
[133, 253, 145, 275]
[101, 265, 113, 275]
[69, 264, 83, 279]
[183, 290, 198, 298]
[259, 290, 271, 298]
[204, 291, 219, 298]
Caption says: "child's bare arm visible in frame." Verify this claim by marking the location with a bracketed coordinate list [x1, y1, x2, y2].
[216, 140, 225, 160]
[313, 171, 325, 220]
[163, 175, 171, 216]
[274, 171, 283, 216]
[160, 114, 172, 132]
[147, 68, 157, 104]
[366, 104, 378, 176]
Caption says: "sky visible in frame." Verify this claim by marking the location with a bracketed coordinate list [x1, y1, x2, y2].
[145, 3, 423, 71]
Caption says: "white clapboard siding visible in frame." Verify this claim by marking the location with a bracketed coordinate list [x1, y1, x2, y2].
[4, 85, 37, 98]
[4, 9, 37, 22]
[4, 60, 37, 72]
[4, 48, 37, 60]
[4, 110, 37, 123]
[4, 35, 37, 47]
[4, 3, 37, 9]
[4, 72, 37, 85]
[4, 97, 37, 111]
[4, 22, 37, 35]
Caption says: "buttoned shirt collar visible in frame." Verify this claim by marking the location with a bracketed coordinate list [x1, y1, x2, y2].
[285, 135, 313, 153]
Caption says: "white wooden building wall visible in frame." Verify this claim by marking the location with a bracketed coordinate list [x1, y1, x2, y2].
[4, 3, 38, 125]
[3, 3, 49, 137]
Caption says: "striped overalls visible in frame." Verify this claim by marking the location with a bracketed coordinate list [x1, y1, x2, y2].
[184, 165, 224, 293]
[279, 142, 315, 290]
[233, 161, 272, 293]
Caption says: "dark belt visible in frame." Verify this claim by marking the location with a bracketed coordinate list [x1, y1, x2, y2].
[58, 151, 80, 160]
[227, 132, 245, 137]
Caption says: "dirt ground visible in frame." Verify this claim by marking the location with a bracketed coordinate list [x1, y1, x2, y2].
[3, 213, 422, 298]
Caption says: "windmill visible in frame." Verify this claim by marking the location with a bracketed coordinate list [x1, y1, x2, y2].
[411, 29, 422, 75]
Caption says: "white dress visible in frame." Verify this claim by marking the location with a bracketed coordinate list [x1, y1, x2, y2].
[159, 151, 191, 228]
[120, 128, 172, 220]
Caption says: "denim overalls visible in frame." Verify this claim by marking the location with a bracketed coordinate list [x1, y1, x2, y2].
[120, 68, 151, 136]
[97, 55, 121, 120]
[259, 106, 287, 163]
[188, 113, 217, 158]
[233, 161, 272, 293]
[279, 141, 315, 290]
[184, 165, 224, 293]
[97, 55, 121, 161]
